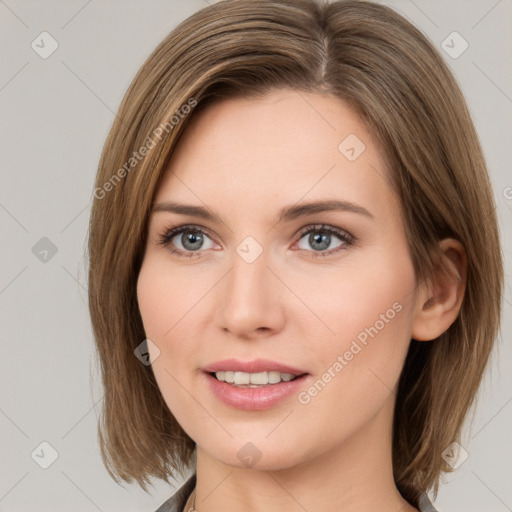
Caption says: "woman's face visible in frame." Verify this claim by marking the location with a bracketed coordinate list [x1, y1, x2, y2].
[137, 88, 421, 470]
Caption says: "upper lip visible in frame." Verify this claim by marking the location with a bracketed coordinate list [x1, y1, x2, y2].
[203, 358, 308, 376]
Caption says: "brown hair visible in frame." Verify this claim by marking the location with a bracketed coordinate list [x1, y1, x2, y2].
[87, 0, 503, 505]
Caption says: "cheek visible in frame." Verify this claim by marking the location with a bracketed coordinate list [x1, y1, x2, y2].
[291, 309, 414, 459]
[137, 257, 160, 331]
[297, 241, 415, 352]
[136, 258, 184, 376]
[293, 246, 416, 412]
[136, 256, 206, 410]
[137, 255, 190, 341]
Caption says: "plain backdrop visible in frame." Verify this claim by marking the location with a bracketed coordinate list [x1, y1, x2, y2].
[0, 1, 511, 511]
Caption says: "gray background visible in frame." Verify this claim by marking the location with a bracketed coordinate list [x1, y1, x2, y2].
[0, 0, 511, 511]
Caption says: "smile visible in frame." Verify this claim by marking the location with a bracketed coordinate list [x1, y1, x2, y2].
[212, 370, 302, 387]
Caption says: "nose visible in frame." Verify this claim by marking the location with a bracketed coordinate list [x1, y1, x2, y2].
[214, 247, 286, 340]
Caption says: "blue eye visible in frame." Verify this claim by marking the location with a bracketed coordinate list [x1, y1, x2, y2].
[295, 224, 355, 257]
[158, 225, 217, 259]
[158, 223, 355, 259]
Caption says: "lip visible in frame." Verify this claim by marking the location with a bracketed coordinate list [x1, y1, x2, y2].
[202, 358, 307, 376]
[202, 358, 310, 411]
[204, 372, 310, 410]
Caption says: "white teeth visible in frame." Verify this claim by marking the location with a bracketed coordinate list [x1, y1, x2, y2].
[214, 370, 299, 386]
[268, 371, 281, 384]
[249, 371, 268, 385]
[234, 371, 250, 385]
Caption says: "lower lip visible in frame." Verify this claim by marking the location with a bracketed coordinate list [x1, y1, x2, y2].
[204, 372, 309, 410]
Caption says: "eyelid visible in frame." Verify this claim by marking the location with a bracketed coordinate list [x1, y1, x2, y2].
[295, 223, 355, 243]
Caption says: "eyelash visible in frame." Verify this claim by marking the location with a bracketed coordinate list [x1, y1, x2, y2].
[157, 223, 356, 260]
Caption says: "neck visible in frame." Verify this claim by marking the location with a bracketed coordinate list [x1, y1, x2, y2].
[189, 394, 417, 512]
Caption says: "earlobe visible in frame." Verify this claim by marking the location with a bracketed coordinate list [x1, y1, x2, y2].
[411, 238, 467, 342]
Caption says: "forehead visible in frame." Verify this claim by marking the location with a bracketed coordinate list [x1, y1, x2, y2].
[155, 89, 396, 220]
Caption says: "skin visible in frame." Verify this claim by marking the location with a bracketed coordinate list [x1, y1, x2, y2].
[137, 88, 466, 512]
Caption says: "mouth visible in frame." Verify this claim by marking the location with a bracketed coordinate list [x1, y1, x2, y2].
[202, 358, 309, 388]
[208, 370, 307, 388]
[203, 362, 310, 410]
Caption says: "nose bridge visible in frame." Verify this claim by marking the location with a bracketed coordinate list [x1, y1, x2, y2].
[215, 242, 284, 336]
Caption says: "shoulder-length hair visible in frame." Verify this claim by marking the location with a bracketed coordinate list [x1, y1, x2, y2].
[87, 0, 503, 505]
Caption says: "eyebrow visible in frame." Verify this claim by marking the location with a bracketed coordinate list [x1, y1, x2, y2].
[152, 199, 373, 224]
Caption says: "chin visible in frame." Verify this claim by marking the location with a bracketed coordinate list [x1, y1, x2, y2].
[196, 432, 313, 472]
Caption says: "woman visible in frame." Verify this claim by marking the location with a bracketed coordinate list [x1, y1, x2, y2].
[87, 1, 503, 511]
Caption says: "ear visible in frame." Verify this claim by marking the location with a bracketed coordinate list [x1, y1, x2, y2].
[411, 238, 467, 342]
